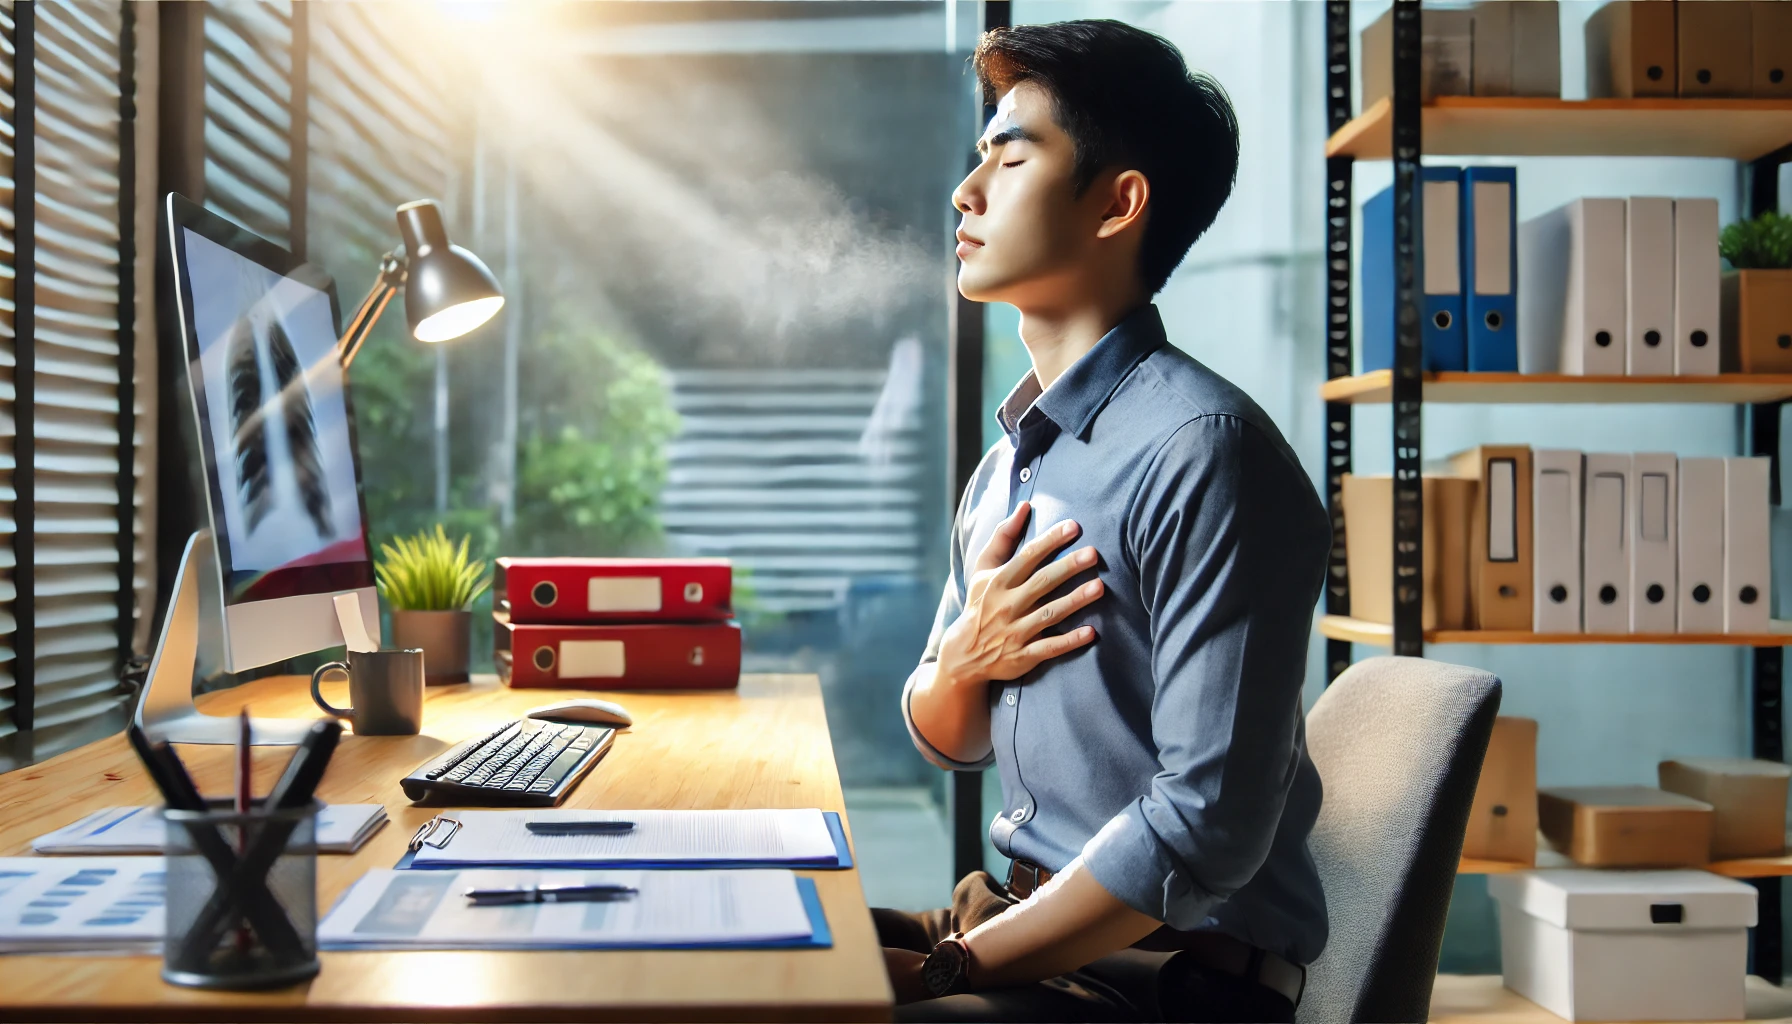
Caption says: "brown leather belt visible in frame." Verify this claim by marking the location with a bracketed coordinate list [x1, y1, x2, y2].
[1003, 859, 1305, 1007]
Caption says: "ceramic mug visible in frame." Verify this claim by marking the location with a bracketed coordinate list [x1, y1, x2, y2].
[310, 649, 425, 735]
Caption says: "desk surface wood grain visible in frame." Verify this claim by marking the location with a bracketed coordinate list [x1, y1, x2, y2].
[0, 674, 893, 1023]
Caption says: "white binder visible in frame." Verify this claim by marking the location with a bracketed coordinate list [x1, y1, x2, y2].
[1628, 452, 1677, 633]
[1583, 453, 1631, 634]
[1672, 198, 1721, 376]
[1625, 198, 1675, 375]
[1724, 456, 1772, 634]
[1533, 449, 1583, 633]
[1678, 456, 1726, 633]
[1518, 199, 1626, 375]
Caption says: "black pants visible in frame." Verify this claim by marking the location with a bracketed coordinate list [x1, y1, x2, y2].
[872, 872, 1296, 1023]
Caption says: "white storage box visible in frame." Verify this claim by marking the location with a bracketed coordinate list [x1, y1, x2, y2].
[1489, 869, 1757, 1021]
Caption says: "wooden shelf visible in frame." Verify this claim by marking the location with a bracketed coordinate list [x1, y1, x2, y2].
[1457, 840, 1792, 878]
[1320, 370, 1792, 406]
[1320, 615, 1792, 648]
[1327, 96, 1792, 160]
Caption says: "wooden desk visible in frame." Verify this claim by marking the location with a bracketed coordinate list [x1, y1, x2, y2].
[0, 674, 893, 1022]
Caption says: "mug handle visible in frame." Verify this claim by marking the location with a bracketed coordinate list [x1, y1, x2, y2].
[310, 661, 354, 720]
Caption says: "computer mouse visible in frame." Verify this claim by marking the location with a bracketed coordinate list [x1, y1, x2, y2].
[525, 699, 633, 727]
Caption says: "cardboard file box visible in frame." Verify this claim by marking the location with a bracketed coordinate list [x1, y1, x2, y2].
[1340, 474, 1474, 630]
[1462, 717, 1539, 865]
[1720, 269, 1792, 373]
[1583, 0, 1676, 98]
[1538, 786, 1714, 867]
[1490, 869, 1756, 1021]
[1658, 757, 1792, 859]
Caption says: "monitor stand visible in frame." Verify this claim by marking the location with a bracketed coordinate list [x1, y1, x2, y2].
[133, 531, 323, 745]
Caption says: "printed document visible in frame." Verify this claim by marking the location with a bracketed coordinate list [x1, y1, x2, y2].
[0, 857, 164, 952]
[408, 808, 836, 867]
[34, 804, 388, 855]
[320, 868, 812, 948]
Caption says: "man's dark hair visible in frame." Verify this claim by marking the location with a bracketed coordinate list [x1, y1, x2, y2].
[973, 20, 1239, 295]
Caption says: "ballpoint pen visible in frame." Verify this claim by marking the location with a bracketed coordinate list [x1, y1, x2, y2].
[464, 883, 638, 906]
[524, 820, 635, 835]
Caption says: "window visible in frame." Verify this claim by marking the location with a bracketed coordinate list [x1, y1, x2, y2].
[0, 0, 148, 767]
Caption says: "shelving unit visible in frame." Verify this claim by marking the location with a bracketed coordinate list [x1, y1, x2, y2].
[1319, 615, 1792, 648]
[1322, 370, 1792, 406]
[1321, 0, 1792, 980]
[1328, 95, 1792, 161]
[1455, 841, 1792, 880]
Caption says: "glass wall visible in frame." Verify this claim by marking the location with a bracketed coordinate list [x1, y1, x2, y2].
[289, 1, 976, 909]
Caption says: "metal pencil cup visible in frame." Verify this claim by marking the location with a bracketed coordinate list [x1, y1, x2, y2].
[162, 799, 321, 990]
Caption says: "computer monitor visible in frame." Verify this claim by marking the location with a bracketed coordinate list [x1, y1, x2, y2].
[165, 193, 378, 676]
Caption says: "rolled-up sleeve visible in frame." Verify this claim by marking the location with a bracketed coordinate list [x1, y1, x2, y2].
[902, 458, 997, 773]
[1081, 415, 1327, 929]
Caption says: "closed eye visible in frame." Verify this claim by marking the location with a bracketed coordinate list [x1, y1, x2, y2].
[1002, 160, 1025, 168]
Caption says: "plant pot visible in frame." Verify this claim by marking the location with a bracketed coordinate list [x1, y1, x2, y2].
[1721, 269, 1792, 372]
[390, 610, 471, 685]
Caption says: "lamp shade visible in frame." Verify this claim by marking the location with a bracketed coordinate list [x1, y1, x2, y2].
[395, 199, 505, 343]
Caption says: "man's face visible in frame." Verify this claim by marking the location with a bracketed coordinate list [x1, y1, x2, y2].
[953, 82, 1108, 307]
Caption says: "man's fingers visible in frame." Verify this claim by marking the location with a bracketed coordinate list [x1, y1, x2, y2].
[1016, 545, 1101, 606]
[972, 501, 1032, 573]
[1021, 625, 1097, 665]
[996, 518, 1081, 587]
[1021, 580, 1105, 638]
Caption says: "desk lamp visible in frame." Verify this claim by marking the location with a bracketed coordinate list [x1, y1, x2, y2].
[338, 199, 504, 369]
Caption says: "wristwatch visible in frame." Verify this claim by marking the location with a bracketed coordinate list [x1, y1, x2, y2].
[921, 935, 973, 998]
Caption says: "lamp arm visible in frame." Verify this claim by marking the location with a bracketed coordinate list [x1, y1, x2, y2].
[337, 252, 408, 372]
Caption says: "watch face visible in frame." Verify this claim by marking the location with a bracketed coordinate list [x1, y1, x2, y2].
[923, 941, 967, 997]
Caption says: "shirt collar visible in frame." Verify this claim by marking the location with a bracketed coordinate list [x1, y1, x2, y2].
[993, 305, 1167, 442]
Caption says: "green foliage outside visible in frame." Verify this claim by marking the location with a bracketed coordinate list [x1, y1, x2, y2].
[376, 525, 492, 611]
[1720, 210, 1792, 271]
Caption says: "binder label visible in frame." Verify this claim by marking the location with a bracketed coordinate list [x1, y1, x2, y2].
[1473, 180, 1513, 296]
[588, 578, 662, 614]
[1424, 179, 1462, 296]
[1489, 459, 1518, 561]
[560, 641, 627, 679]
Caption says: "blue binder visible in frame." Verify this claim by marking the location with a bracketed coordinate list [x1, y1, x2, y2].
[1362, 167, 1466, 373]
[1462, 166, 1518, 371]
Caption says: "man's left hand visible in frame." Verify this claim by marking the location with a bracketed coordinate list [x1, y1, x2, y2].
[883, 947, 931, 1005]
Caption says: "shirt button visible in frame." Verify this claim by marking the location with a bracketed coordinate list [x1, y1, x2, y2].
[1010, 808, 1026, 822]
[1018, 467, 1031, 483]
[1005, 693, 1016, 706]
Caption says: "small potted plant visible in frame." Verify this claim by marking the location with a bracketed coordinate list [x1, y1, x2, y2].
[376, 525, 490, 685]
[1720, 210, 1792, 372]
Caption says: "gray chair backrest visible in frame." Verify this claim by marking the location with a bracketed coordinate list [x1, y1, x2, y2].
[1295, 656, 1501, 1024]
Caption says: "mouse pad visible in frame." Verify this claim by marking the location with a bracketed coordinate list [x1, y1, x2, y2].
[394, 811, 855, 870]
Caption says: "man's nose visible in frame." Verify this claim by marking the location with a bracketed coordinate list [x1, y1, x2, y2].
[952, 172, 984, 216]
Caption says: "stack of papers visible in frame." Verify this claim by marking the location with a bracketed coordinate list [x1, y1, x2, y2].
[407, 808, 839, 868]
[0, 857, 164, 953]
[321, 868, 817, 950]
[34, 804, 388, 855]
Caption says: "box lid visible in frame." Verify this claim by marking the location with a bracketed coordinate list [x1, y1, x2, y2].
[1663, 757, 1792, 780]
[1488, 870, 1757, 930]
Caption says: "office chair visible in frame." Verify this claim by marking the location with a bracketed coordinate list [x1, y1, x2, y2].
[1295, 656, 1501, 1024]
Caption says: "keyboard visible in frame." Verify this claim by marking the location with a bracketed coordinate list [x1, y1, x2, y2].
[400, 718, 616, 806]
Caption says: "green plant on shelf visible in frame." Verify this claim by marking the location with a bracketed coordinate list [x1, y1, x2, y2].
[1719, 210, 1792, 271]
[376, 525, 492, 612]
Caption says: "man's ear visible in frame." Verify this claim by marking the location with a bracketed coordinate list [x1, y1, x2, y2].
[1094, 169, 1149, 240]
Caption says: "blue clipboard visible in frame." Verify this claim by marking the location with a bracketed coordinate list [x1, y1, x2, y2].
[319, 876, 832, 951]
[395, 810, 854, 871]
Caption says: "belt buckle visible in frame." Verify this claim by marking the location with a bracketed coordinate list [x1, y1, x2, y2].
[1008, 859, 1041, 897]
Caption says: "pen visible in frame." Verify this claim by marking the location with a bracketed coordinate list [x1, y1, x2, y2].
[464, 884, 638, 906]
[525, 820, 635, 835]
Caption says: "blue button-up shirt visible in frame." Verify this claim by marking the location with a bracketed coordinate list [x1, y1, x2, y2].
[902, 305, 1330, 965]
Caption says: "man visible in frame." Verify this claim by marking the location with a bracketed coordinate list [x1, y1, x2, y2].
[876, 20, 1331, 1024]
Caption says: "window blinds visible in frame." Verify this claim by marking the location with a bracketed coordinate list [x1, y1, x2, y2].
[202, 0, 293, 251]
[5, 0, 138, 743]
